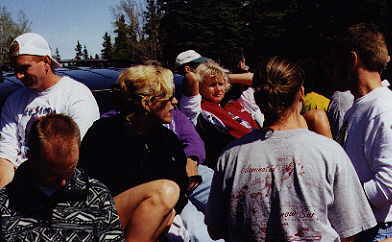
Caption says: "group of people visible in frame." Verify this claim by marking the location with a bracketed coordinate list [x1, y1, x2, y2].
[0, 22, 390, 242]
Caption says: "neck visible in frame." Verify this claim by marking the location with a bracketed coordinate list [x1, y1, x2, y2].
[351, 67, 382, 99]
[268, 102, 308, 131]
[269, 113, 308, 131]
[37, 72, 61, 91]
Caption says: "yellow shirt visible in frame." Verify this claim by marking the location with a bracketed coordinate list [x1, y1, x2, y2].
[302, 92, 330, 113]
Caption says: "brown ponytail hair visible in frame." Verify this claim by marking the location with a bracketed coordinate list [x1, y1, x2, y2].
[253, 56, 304, 125]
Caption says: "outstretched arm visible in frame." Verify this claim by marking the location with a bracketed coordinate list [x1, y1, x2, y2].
[228, 73, 254, 86]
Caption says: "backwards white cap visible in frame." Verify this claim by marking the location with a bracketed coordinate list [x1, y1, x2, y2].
[12, 32, 61, 68]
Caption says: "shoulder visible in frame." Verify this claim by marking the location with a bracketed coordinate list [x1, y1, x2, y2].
[58, 76, 92, 94]
[355, 88, 392, 120]
[77, 169, 112, 197]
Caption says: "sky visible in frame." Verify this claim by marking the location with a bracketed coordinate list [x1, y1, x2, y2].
[2, 0, 133, 59]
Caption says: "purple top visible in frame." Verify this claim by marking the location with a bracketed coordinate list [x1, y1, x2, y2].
[166, 109, 206, 164]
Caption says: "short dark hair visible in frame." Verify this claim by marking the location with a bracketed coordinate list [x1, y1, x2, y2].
[27, 114, 81, 160]
[340, 23, 389, 73]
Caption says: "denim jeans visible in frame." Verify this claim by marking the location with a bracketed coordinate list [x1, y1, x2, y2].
[357, 222, 392, 241]
[180, 165, 224, 242]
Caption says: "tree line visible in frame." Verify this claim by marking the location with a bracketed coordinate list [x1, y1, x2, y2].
[98, 0, 391, 70]
[1, 0, 391, 71]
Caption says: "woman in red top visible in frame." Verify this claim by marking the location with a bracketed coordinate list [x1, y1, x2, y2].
[180, 60, 259, 167]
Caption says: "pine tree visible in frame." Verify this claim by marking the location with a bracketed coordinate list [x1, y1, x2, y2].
[54, 48, 61, 61]
[83, 45, 89, 60]
[143, 0, 162, 59]
[74, 40, 83, 61]
[101, 32, 113, 60]
[95, 53, 99, 59]
[113, 15, 131, 61]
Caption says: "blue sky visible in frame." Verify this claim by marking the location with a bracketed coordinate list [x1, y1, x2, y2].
[2, 0, 132, 59]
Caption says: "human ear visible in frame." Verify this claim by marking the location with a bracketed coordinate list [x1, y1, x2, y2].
[43, 56, 51, 72]
[350, 51, 359, 68]
[299, 86, 305, 102]
[140, 96, 151, 113]
[184, 65, 192, 73]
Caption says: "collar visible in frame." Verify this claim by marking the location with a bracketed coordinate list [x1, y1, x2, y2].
[7, 161, 89, 218]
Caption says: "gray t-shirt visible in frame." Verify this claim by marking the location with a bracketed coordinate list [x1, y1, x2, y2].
[206, 128, 376, 242]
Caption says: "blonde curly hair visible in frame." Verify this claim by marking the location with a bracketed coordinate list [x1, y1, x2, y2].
[118, 65, 174, 120]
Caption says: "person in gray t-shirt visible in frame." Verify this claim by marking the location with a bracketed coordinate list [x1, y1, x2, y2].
[205, 57, 377, 242]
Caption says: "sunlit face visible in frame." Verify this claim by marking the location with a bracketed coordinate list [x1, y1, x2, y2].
[14, 55, 48, 91]
[33, 140, 79, 189]
[200, 75, 226, 104]
[149, 95, 178, 124]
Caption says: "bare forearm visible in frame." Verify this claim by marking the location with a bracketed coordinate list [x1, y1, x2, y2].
[228, 73, 254, 86]
[183, 72, 200, 97]
[0, 158, 15, 187]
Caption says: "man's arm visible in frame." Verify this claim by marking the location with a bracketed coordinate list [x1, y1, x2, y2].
[179, 72, 203, 125]
[67, 85, 100, 139]
[228, 73, 254, 86]
[328, 145, 377, 239]
[0, 158, 15, 187]
[0, 93, 22, 179]
[363, 113, 392, 208]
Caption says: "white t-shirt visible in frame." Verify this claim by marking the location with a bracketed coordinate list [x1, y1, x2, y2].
[0, 76, 100, 166]
[206, 128, 376, 241]
[238, 87, 264, 127]
[341, 86, 392, 222]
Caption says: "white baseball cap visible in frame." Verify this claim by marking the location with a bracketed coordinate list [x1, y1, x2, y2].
[175, 50, 208, 67]
[11, 32, 61, 68]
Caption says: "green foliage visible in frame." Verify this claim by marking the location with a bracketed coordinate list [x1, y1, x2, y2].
[74, 40, 83, 61]
[101, 32, 113, 60]
[105, 0, 392, 69]
[0, 6, 31, 66]
[83, 45, 89, 60]
[54, 48, 61, 61]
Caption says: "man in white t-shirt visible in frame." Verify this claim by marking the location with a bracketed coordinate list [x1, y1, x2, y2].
[0, 33, 99, 187]
[334, 23, 392, 241]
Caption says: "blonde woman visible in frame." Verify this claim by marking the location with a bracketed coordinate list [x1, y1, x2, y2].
[180, 60, 260, 167]
[79, 65, 189, 242]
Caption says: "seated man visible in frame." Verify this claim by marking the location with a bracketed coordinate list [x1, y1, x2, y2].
[0, 114, 124, 241]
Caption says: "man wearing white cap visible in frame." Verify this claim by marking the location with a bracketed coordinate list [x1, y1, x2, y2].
[0, 33, 99, 187]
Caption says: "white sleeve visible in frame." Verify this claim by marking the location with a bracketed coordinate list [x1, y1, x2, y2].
[328, 145, 377, 238]
[0, 95, 20, 165]
[363, 112, 392, 208]
[179, 94, 202, 126]
[67, 85, 100, 140]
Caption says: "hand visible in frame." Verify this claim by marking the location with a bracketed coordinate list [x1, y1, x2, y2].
[186, 158, 200, 192]
[183, 71, 200, 97]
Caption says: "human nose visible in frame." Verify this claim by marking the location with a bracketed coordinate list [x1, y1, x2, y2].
[171, 97, 178, 105]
